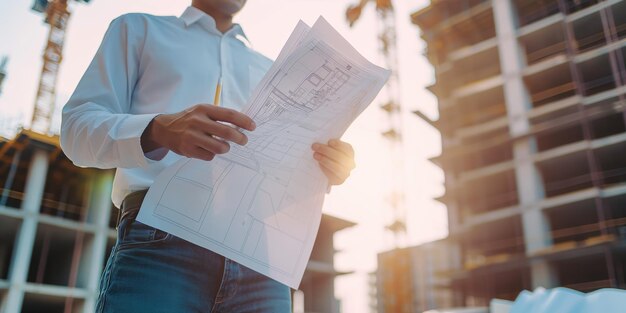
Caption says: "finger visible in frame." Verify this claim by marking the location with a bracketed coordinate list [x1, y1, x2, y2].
[189, 148, 215, 161]
[329, 139, 355, 158]
[191, 132, 231, 154]
[312, 143, 354, 169]
[204, 121, 248, 146]
[320, 164, 344, 184]
[203, 106, 256, 131]
[314, 152, 351, 178]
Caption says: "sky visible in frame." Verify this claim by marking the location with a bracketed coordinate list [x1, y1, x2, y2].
[0, 0, 446, 312]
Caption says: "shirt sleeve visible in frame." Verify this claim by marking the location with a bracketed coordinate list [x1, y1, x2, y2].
[60, 15, 165, 170]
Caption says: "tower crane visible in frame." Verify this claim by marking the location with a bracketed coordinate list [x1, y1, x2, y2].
[30, 0, 92, 134]
[346, 0, 407, 246]
[29, 3, 93, 313]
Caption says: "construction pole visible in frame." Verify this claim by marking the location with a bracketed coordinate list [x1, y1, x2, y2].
[346, 0, 407, 247]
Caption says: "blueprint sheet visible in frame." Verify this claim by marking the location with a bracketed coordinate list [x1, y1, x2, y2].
[137, 17, 390, 288]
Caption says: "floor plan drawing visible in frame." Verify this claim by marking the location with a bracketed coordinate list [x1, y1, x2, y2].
[137, 17, 390, 288]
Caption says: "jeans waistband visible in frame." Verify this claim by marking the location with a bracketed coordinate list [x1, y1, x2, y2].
[117, 189, 149, 227]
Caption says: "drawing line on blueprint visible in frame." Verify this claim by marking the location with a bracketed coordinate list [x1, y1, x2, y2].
[154, 159, 229, 232]
[245, 42, 359, 128]
[151, 158, 311, 275]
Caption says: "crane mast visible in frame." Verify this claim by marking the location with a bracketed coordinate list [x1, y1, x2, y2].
[346, 0, 406, 246]
[31, 0, 72, 134]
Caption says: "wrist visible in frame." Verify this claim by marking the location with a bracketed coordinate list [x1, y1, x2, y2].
[140, 115, 164, 153]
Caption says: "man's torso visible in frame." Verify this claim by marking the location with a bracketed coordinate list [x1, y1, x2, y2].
[110, 9, 272, 207]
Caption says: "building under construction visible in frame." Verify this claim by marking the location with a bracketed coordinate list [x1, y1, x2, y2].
[0, 130, 353, 313]
[374, 240, 456, 313]
[411, 0, 626, 307]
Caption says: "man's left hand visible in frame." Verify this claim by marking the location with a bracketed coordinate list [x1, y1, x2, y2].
[311, 139, 355, 186]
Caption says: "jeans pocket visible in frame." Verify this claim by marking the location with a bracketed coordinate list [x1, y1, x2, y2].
[117, 217, 170, 250]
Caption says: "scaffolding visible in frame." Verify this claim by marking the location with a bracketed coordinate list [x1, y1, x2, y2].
[412, 0, 626, 306]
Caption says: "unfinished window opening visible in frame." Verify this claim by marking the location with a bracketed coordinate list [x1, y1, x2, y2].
[461, 170, 519, 214]
[21, 293, 67, 313]
[41, 164, 90, 222]
[423, 38, 449, 65]
[525, 63, 576, 107]
[562, 0, 600, 14]
[520, 21, 567, 65]
[585, 96, 626, 139]
[311, 220, 335, 264]
[546, 199, 600, 245]
[440, 9, 496, 55]
[538, 151, 592, 197]
[572, 11, 607, 52]
[603, 194, 626, 240]
[434, 39, 450, 65]
[27, 224, 92, 289]
[590, 111, 626, 140]
[461, 267, 530, 306]
[463, 126, 509, 145]
[594, 142, 626, 187]
[611, 1, 626, 40]
[535, 123, 585, 152]
[450, 46, 501, 89]
[555, 254, 611, 292]
[492, 267, 531, 301]
[459, 280, 489, 307]
[412, 0, 489, 30]
[440, 0, 489, 19]
[454, 86, 507, 129]
[456, 126, 513, 172]
[529, 102, 579, 136]
[0, 217, 19, 280]
[577, 53, 616, 96]
[458, 140, 514, 172]
[461, 216, 525, 271]
[0, 149, 33, 210]
[514, 0, 560, 27]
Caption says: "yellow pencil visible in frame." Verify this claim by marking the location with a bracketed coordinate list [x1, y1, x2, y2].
[213, 78, 222, 106]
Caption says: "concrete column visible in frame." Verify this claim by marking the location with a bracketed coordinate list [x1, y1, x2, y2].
[493, 0, 532, 134]
[529, 259, 558, 289]
[3, 149, 49, 313]
[82, 171, 114, 313]
[493, 0, 556, 288]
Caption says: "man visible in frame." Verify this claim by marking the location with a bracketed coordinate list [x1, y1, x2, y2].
[61, 0, 356, 312]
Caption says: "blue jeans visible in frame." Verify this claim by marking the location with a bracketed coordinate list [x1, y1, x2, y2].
[96, 197, 292, 313]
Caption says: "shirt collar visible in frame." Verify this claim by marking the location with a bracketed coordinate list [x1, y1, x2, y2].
[180, 6, 250, 45]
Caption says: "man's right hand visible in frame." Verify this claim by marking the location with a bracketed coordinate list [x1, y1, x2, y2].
[140, 104, 256, 161]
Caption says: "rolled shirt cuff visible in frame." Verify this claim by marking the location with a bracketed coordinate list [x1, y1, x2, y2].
[116, 113, 163, 168]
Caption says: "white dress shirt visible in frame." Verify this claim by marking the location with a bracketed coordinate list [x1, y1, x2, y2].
[61, 6, 272, 207]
